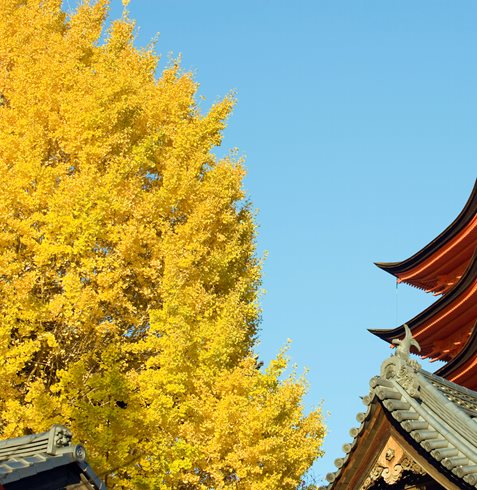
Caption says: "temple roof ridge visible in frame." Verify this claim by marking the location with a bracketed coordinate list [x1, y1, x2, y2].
[325, 343, 477, 489]
[0, 425, 105, 488]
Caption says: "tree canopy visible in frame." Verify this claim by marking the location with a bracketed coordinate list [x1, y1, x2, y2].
[0, 1, 325, 487]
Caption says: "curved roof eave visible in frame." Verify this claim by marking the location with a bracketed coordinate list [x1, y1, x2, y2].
[375, 179, 477, 278]
[369, 249, 477, 346]
[435, 321, 477, 385]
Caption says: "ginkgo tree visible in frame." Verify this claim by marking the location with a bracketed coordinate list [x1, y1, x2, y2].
[0, 0, 325, 488]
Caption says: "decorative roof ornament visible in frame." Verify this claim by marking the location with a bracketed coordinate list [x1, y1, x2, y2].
[380, 325, 421, 398]
[0, 425, 104, 488]
[392, 324, 421, 360]
[361, 437, 426, 490]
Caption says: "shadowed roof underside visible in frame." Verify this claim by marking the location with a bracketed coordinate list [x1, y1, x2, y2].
[436, 321, 477, 391]
[370, 250, 477, 366]
[375, 179, 477, 293]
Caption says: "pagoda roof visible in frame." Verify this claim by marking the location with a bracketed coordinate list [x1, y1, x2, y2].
[375, 179, 477, 293]
[326, 347, 477, 489]
[369, 249, 477, 362]
[0, 425, 105, 488]
[435, 320, 477, 391]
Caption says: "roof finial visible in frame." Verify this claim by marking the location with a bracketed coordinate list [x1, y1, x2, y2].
[381, 324, 422, 398]
[392, 324, 421, 360]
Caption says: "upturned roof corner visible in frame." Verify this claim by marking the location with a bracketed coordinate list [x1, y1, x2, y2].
[328, 181, 477, 489]
[0, 425, 105, 489]
[326, 359, 477, 489]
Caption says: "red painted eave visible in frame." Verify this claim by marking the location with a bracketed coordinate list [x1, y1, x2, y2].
[370, 250, 477, 362]
[435, 321, 477, 391]
[375, 179, 477, 292]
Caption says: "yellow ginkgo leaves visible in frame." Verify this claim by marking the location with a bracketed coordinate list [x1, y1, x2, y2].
[0, 1, 324, 488]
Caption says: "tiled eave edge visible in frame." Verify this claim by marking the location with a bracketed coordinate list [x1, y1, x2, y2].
[0, 425, 105, 489]
[326, 357, 477, 489]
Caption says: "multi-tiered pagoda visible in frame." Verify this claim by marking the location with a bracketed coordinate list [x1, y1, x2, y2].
[371, 181, 477, 390]
[326, 181, 477, 490]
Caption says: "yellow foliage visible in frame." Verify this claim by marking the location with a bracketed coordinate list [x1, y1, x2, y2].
[0, 1, 325, 488]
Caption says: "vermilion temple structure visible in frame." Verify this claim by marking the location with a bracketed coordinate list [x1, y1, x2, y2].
[326, 181, 477, 489]
[371, 181, 477, 390]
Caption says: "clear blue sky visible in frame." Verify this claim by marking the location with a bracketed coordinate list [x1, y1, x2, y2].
[101, 0, 476, 483]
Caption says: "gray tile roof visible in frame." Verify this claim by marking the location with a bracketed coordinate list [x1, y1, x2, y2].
[0, 425, 105, 488]
[326, 350, 477, 488]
